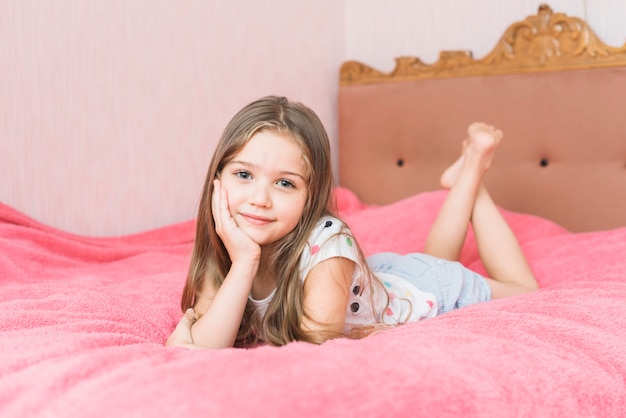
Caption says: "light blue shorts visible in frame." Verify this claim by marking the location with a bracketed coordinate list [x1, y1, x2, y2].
[367, 252, 492, 315]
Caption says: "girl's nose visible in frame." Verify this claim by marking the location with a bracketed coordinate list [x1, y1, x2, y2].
[248, 184, 271, 207]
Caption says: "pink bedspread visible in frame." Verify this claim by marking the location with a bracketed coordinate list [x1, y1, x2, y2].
[1, 188, 625, 417]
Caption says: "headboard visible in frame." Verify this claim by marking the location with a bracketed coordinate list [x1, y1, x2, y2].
[338, 4, 626, 232]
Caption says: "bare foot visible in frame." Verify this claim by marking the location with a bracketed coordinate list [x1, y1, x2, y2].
[165, 308, 198, 348]
[440, 123, 502, 188]
[440, 140, 467, 189]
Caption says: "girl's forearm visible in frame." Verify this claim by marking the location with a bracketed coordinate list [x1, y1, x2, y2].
[191, 263, 257, 349]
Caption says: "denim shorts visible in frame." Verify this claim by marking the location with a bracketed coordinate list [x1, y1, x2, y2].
[367, 252, 492, 315]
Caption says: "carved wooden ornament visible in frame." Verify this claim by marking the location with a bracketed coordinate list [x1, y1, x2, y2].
[340, 4, 626, 86]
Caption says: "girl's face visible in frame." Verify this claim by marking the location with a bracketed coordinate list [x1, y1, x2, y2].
[219, 130, 309, 246]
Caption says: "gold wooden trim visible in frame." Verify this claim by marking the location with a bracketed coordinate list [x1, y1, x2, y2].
[340, 4, 626, 86]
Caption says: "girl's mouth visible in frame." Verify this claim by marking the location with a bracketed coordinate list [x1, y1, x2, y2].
[240, 213, 273, 226]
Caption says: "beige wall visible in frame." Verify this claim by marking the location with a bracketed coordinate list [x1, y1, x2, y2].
[1, 0, 623, 236]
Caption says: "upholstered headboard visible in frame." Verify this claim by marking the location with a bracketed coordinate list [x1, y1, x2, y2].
[338, 4, 626, 232]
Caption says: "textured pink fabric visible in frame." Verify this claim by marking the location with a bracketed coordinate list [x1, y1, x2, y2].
[1, 189, 626, 417]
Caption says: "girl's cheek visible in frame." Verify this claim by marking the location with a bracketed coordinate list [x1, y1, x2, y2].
[222, 186, 238, 211]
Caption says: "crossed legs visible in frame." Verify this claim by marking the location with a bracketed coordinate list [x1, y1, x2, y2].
[423, 123, 538, 298]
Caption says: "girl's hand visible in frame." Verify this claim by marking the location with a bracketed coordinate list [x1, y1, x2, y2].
[181, 181, 261, 349]
[212, 179, 261, 267]
[165, 308, 201, 349]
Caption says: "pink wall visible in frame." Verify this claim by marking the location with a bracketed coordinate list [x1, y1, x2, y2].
[0, 0, 344, 236]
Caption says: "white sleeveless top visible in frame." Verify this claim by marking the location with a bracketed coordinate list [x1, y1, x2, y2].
[249, 216, 438, 336]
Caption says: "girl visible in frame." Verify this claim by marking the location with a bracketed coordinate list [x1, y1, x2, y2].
[166, 96, 538, 349]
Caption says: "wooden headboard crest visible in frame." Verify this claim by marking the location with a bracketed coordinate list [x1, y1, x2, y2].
[340, 4, 626, 86]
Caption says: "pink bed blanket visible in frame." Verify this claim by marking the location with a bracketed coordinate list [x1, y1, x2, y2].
[1, 188, 625, 417]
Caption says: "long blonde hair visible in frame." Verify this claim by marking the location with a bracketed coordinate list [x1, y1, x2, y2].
[181, 96, 383, 346]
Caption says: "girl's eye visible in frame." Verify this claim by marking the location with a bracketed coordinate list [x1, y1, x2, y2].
[235, 171, 251, 180]
[277, 179, 295, 189]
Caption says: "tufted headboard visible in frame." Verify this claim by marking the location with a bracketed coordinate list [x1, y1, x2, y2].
[338, 4, 626, 232]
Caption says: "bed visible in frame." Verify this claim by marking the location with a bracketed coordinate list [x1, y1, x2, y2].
[2, 5, 626, 417]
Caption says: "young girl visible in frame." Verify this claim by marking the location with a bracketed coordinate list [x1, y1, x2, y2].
[165, 95, 538, 349]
